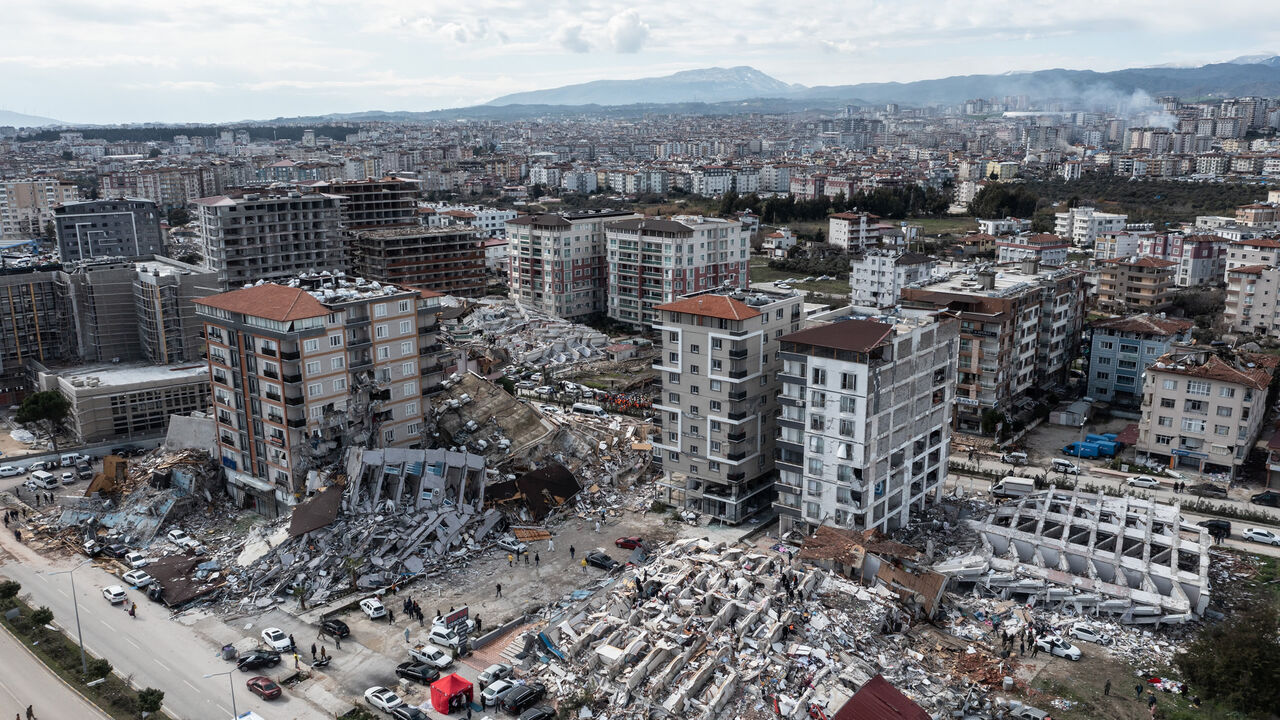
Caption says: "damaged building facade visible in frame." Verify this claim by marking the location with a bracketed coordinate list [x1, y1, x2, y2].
[775, 315, 957, 534]
[195, 274, 450, 515]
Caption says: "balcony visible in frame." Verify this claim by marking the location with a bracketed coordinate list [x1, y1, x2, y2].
[285, 395, 304, 406]
[726, 471, 746, 482]
[727, 430, 747, 443]
[280, 350, 300, 361]
[726, 451, 748, 461]
[258, 346, 277, 357]
[261, 369, 280, 380]
[727, 369, 750, 379]
[282, 373, 302, 384]
[728, 347, 748, 359]
[288, 418, 307, 429]
[349, 337, 372, 349]
[265, 392, 282, 402]
[347, 315, 370, 327]
[727, 390, 748, 402]
[728, 410, 750, 421]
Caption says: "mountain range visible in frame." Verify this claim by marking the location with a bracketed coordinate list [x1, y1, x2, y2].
[0, 109, 64, 127]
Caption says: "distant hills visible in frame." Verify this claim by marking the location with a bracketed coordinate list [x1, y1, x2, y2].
[0, 109, 63, 127]
[486, 66, 800, 106]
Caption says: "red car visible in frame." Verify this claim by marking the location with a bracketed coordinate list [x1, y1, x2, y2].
[247, 676, 282, 700]
[615, 537, 644, 550]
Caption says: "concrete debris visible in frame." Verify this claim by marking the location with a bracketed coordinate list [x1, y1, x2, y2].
[447, 299, 610, 367]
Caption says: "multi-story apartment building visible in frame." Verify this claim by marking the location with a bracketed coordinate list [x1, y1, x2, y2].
[306, 177, 418, 228]
[195, 276, 447, 515]
[1136, 347, 1278, 476]
[350, 225, 486, 297]
[0, 266, 77, 404]
[423, 203, 517, 237]
[848, 249, 935, 313]
[604, 215, 748, 328]
[1086, 314, 1194, 410]
[1095, 257, 1176, 311]
[1134, 233, 1228, 287]
[53, 199, 163, 263]
[995, 233, 1069, 266]
[828, 212, 889, 250]
[774, 315, 957, 535]
[976, 217, 1031, 236]
[651, 288, 803, 524]
[900, 263, 1085, 434]
[1224, 237, 1280, 276]
[191, 189, 344, 290]
[0, 178, 80, 240]
[57, 260, 146, 364]
[134, 257, 222, 364]
[1093, 230, 1148, 261]
[506, 209, 639, 321]
[1054, 206, 1127, 246]
[1224, 264, 1280, 334]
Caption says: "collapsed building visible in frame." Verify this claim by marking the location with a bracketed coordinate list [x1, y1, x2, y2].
[446, 298, 611, 367]
[943, 488, 1212, 622]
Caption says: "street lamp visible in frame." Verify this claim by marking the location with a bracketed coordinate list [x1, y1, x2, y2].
[202, 669, 237, 720]
[42, 560, 91, 676]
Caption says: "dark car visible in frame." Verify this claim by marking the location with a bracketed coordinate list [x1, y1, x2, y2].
[614, 536, 644, 550]
[500, 682, 546, 715]
[391, 708, 430, 720]
[1188, 483, 1228, 499]
[519, 706, 556, 720]
[395, 661, 440, 684]
[1251, 490, 1280, 508]
[321, 618, 350, 638]
[236, 650, 281, 671]
[110, 445, 143, 457]
[246, 676, 282, 700]
[1197, 519, 1232, 536]
[102, 543, 129, 559]
[146, 584, 164, 603]
[585, 551, 619, 571]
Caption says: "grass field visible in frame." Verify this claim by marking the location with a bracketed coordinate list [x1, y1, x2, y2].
[749, 257, 849, 297]
[909, 216, 977, 236]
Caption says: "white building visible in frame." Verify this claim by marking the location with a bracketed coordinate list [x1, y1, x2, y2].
[1054, 206, 1127, 247]
[976, 217, 1031, 236]
[849, 249, 935, 313]
[995, 233, 1070, 267]
[423, 203, 517, 237]
[761, 228, 797, 259]
[828, 212, 889, 250]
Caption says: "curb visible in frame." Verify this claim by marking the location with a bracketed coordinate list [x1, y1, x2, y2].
[0, 612, 112, 719]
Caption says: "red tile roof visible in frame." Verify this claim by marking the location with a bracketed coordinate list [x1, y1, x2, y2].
[654, 295, 762, 321]
[194, 283, 329, 322]
[1232, 237, 1280, 248]
[781, 318, 894, 353]
[1150, 352, 1279, 391]
[1227, 264, 1271, 275]
[832, 675, 930, 720]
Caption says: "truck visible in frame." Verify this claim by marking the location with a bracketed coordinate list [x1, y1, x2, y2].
[991, 477, 1037, 499]
[1088, 440, 1118, 457]
[1061, 442, 1100, 458]
[409, 643, 453, 669]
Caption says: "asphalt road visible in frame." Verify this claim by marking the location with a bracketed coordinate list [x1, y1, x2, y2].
[0, 622, 109, 720]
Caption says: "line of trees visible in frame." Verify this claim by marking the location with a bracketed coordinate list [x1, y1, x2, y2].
[718, 185, 951, 224]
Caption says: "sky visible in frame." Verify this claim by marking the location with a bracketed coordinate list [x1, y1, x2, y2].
[4, 0, 1280, 124]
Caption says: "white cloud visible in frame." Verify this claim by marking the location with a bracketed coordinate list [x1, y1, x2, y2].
[605, 9, 650, 53]
[556, 24, 591, 53]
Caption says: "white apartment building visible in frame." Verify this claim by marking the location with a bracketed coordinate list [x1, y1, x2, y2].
[506, 209, 640, 321]
[1094, 231, 1148, 261]
[995, 233, 1070, 266]
[976, 217, 1032, 236]
[828, 212, 891, 250]
[1224, 237, 1280, 277]
[1054, 206, 1127, 246]
[423, 203, 517, 237]
[849, 249, 935, 313]
[775, 315, 957, 534]
[0, 178, 80, 240]
[560, 169, 598, 194]
[1137, 347, 1278, 476]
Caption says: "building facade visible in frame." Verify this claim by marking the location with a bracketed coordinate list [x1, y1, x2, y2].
[995, 233, 1069, 266]
[53, 199, 163, 263]
[0, 178, 80, 240]
[1224, 237, 1280, 277]
[34, 363, 209, 443]
[651, 288, 803, 524]
[1086, 314, 1195, 409]
[0, 267, 77, 404]
[828, 212, 888, 250]
[848, 249, 935, 313]
[350, 225, 486, 298]
[1095, 256, 1177, 311]
[1224, 264, 1280, 335]
[506, 210, 639, 321]
[1054, 206, 1127, 246]
[774, 315, 957, 535]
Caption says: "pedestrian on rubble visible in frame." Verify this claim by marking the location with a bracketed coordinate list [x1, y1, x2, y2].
[1019, 637, 1025, 655]
[1147, 693, 1157, 710]
[495, 583, 502, 598]
[289, 633, 296, 650]
[476, 615, 482, 633]
[594, 520, 601, 533]
[388, 609, 394, 623]
[507, 553, 514, 567]
[335, 635, 341, 649]
[569, 545, 576, 560]
[294, 653, 300, 669]
[523, 551, 529, 566]
[1104, 679, 1111, 696]
[321, 646, 326, 660]
[547, 538, 554, 552]
[581, 558, 587, 573]
[311, 643, 317, 660]
[404, 627, 411, 643]
[534, 552, 540, 568]
[25, 705, 33, 720]
[1135, 684, 1144, 699]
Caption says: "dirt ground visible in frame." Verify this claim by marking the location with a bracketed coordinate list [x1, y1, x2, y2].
[1014, 417, 1136, 468]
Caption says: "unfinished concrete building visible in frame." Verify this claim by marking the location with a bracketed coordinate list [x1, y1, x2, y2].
[343, 447, 488, 512]
[952, 488, 1211, 622]
[0, 266, 76, 404]
[350, 225, 486, 298]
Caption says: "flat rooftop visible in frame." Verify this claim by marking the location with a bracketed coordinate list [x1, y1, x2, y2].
[56, 363, 208, 388]
[354, 224, 482, 238]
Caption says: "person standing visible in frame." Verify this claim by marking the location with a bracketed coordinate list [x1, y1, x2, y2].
[495, 583, 502, 599]
[311, 643, 317, 659]
[1104, 679, 1111, 696]
[1135, 684, 1144, 699]
[569, 545, 576, 560]
[534, 552, 540, 568]
[581, 558, 587, 573]
[507, 553, 513, 567]
[547, 538, 554, 552]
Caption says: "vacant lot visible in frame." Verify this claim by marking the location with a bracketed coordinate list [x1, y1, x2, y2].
[749, 257, 850, 297]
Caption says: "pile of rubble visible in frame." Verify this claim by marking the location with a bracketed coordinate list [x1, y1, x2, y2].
[448, 299, 610, 367]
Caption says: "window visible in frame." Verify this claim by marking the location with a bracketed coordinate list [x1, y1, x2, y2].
[378, 346, 390, 360]
[810, 415, 825, 432]
[1181, 418, 1205, 433]
[383, 428, 395, 443]
[669, 331, 678, 341]
[668, 392, 680, 403]
[329, 334, 342, 348]
[807, 458, 823, 474]
[1157, 416, 1172, 427]
[690, 365, 700, 375]
[840, 396, 856, 414]
[304, 338, 320, 352]
[399, 299, 411, 313]
[839, 419, 856, 437]
[807, 479, 823, 493]
[709, 380, 721, 392]
[810, 390, 827, 405]
[711, 338, 722, 349]
[401, 361, 416, 376]
[709, 400, 722, 411]
[1159, 398, 1175, 408]
[840, 372, 856, 390]
[669, 352, 678, 362]
[710, 441, 722, 453]
[402, 381, 417, 397]
[374, 303, 387, 318]
[808, 436, 824, 453]
[1155, 434, 1173, 445]
[669, 372, 680, 383]
[375, 324, 388, 339]
[1219, 387, 1236, 398]
[708, 461, 720, 471]
[690, 385, 700, 395]
[1099, 341, 1114, 350]
[710, 420, 721, 431]
[401, 341, 413, 355]
[331, 356, 345, 370]
[405, 401, 419, 416]
[1215, 424, 1230, 435]
[669, 451, 679, 460]
[406, 422, 421, 435]
[308, 382, 324, 397]
[1095, 372, 1110, 381]
[1162, 380, 1177, 390]
[333, 378, 347, 392]
[711, 359, 722, 371]
[400, 320, 412, 334]
[805, 502, 821, 520]
[1217, 406, 1233, 417]
[305, 361, 321, 374]
[1186, 380, 1210, 396]
[689, 344, 700, 354]
[811, 367, 827, 385]
[668, 432, 678, 442]
[1097, 357, 1111, 366]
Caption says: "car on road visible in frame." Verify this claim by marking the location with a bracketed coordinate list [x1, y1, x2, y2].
[1188, 483, 1228, 499]
[585, 550, 619, 571]
[1034, 635, 1082, 660]
[1067, 623, 1111, 645]
[167, 529, 202, 550]
[538, 404, 561, 414]
[321, 618, 350, 638]
[124, 551, 148, 569]
[1251, 490, 1280, 508]
[27, 461, 53, 472]
[496, 535, 528, 554]
[481, 679, 516, 707]
[261, 627, 293, 652]
[0, 465, 24, 477]
[1050, 459, 1080, 474]
[477, 662, 514, 687]
[360, 596, 387, 619]
[1126, 475, 1160, 489]
[102, 585, 127, 604]
[246, 676, 282, 700]
[59, 471, 75, 484]
[121, 569, 154, 588]
[1196, 519, 1232, 537]
[236, 650, 281, 671]
[533, 386, 553, 396]
[500, 682, 546, 714]
[1001, 451, 1029, 465]
[519, 706, 556, 720]
[1242, 527, 1280, 546]
[390, 708, 430, 720]
[395, 661, 440, 684]
[514, 380, 536, 390]
[365, 686, 404, 713]
[110, 445, 145, 457]
[615, 536, 645, 550]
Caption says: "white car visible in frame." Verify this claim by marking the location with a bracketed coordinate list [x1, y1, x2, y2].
[166, 529, 201, 551]
[1242, 527, 1280, 546]
[1034, 635, 1081, 660]
[1068, 623, 1112, 645]
[364, 686, 404, 712]
[261, 627, 293, 652]
[477, 662, 513, 687]
[360, 596, 387, 619]
[102, 585, 127, 604]
[538, 404, 561, 415]
[121, 569, 154, 588]
[481, 678, 515, 707]
[496, 535, 528, 554]
[534, 386, 553, 396]
[124, 551, 148, 569]
[408, 643, 452, 669]
[1126, 475, 1161, 489]
[60, 472, 75, 484]
[0, 465, 24, 477]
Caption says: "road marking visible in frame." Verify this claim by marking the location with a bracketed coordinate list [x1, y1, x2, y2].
[99, 619, 112, 629]
[182, 679, 198, 692]
[153, 659, 170, 671]
[125, 637, 141, 650]
[57, 588, 68, 598]
[217, 704, 230, 716]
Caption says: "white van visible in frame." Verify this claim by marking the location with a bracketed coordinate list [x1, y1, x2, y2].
[30, 470, 60, 489]
[1050, 459, 1080, 475]
[571, 402, 607, 417]
[991, 476, 1037, 499]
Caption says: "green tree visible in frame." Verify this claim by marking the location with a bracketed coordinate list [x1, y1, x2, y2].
[1176, 604, 1280, 715]
[718, 190, 739, 216]
[166, 208, 190, 226]
[148, 148, 161, 158]
[15, 390, 71, 452]
[87, 657, 112, 679]
[31, 606, 53, 625]
[0, 580, 20, 599]
[138, 688, 165, 713]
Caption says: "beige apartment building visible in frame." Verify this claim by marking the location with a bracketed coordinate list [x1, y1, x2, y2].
[1095, 256, 1176, 311]
[0, 178, 80, 240]
[195, 275, 448, 515]
[1225, 264, 1280, 334]
[651, 287, 803, 524]
[1136, 347, 1278, 475]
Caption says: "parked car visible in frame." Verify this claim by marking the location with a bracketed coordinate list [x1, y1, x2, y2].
[408, 643, 452, 669]
[538, 404, 561, 414]
[360, 596, 387, 619]
[477, 662, 514, 687]
[390, 708, 430, 720]
[1250, 490, 1280, 508]
[261, 627, 293, 652]
[1001, 451, 1029, 465]
[1034, 635, 1081, 660]
[146, 584, 164, 603]
[102, 543, 128, 559]
[102, 585, 127, 604]
[27, 461, 53, 472]
[124, 551, 148, 569]
[496, 535, 528, 554]
[1049, 459, 1080, 475]
[1006, 701, 1050, 720]
[167, 529, 201, 550]
[500, 682, 547, 714]
[1067, 623, 1111, 645]
[614, 536, 645, 550]
[321, 618, 350, 638]
[59, 472, 75, 484]
[395, 661, 440, 684]
[1126, 476, 1160, 489]
[1188, 483, 1228, 499]
[236, 650, 281, 671]
[0, 465, 24, 477]
[365, 686, 405, 713]
[1242, 527, 1280, 546]
[481, 679, 516, 707]
[533, 386, 553, 396]
[121, 569, 153, 588]
[1196, 519, 1232, 537]
[585, 551, 619, 571]
[519, 706, 556, 720]
[110, 445, 144, 457]
[246, 676, 282, 700]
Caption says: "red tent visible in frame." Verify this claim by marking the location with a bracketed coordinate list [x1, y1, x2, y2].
[430, 673, 474, 714]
